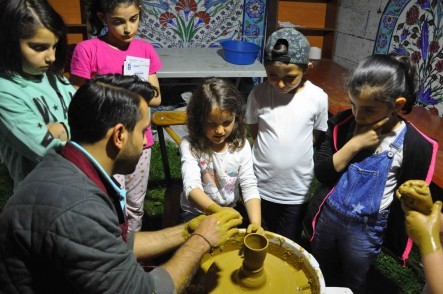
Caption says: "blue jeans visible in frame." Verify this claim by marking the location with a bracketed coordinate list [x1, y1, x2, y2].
[311, 203, 388, 293]
[261, 199, 307, 244]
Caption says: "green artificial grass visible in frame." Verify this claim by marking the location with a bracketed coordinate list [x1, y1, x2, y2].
[368, 249, 425, 293]
[0, 142, 426, 292]
[145, 140, 182, 218]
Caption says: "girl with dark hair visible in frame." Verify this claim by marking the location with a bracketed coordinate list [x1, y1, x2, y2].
[0, 0, 75, 189]
[180, 78, 263, 235]
[70, 0, 162, 232]
[305, 54, 439, 293]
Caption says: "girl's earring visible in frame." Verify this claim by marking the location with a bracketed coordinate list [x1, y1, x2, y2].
[99, 25, 108, 37]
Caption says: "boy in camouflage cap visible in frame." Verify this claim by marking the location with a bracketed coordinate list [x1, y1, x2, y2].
[245, 28, 328, 244]
[265, 27, 310, 65]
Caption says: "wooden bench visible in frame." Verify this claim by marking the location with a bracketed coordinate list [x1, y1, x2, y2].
[305, 60, 350, 115]
[151, 111, 187, 228]
[306, 60, 443, 193]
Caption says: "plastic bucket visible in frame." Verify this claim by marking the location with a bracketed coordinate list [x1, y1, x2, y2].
[220, 40, 260, 65]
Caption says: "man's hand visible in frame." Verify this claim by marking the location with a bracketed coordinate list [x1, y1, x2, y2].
[405, 201, 442, 256]
[194, 208, 243, 248]
[182, 215, 207, 240]
[161, 209, 241, 293]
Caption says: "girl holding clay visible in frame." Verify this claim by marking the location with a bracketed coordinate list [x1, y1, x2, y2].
[179, 78, 263, 235]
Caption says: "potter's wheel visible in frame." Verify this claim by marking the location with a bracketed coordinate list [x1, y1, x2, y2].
[188, 229, 325, 293]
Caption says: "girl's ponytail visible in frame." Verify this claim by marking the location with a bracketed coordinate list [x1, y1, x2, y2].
[393, 55, 417, 114]
[86, 0, 104, 36]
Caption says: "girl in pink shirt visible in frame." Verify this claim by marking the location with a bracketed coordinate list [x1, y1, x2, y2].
[70, 0, 162, 232]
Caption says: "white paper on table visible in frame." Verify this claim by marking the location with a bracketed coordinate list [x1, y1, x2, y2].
[123, 56, 150, 81]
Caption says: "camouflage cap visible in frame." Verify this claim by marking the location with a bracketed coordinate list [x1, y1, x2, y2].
[265, 28, 310, 64]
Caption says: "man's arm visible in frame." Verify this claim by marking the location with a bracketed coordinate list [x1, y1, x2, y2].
[132, 224, 187, 260]
[161, 211, 242, 292]
[161, 229, 211, 292]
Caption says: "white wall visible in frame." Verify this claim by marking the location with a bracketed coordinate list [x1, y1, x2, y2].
[333, 0, 390, 70]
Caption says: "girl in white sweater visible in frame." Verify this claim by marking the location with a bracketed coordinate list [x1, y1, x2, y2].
[179, 78, 263, 234]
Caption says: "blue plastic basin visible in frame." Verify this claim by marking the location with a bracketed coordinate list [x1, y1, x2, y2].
[220, 40, 260, 65]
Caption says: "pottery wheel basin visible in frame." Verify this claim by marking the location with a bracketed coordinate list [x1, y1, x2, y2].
[187, 229, 326, 293]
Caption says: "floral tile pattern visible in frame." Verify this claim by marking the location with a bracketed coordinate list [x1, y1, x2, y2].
[374, 0, 443, 116]
[138, 0, 266, 57]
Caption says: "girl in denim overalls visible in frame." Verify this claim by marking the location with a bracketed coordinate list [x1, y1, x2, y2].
[306, 54, 438, 293]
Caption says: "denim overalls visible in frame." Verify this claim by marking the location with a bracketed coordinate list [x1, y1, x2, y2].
[311, 126, 406, 293]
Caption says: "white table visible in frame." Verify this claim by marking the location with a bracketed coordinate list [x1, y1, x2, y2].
[156, 47, 266, 79]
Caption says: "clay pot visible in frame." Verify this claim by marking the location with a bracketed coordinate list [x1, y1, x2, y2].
[237, 233, 269, 288]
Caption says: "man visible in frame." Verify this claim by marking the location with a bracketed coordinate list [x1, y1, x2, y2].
[0, 74, 242, 293]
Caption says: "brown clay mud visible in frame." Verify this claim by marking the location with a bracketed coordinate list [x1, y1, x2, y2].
[188, 232, 321, 293]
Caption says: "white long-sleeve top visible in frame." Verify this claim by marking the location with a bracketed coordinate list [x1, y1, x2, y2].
[180, 135, 260, 215]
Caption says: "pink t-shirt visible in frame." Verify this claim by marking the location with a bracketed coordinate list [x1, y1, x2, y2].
[70, 38, 162, 148]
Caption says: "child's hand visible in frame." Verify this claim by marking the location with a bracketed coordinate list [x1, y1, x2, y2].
[405, 201, 442, 256]
[247, 223, 265, 235]
[205, 203, 222, 214]
[205, 203, 239, 217]
[352, 117, 389, 150]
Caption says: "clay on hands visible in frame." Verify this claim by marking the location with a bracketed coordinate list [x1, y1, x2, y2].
[205, 203, 239, 217]
[396, 180, 433, 215]
[247, 223, 265, 235]
[207, 204, 264, 235]
[182, 215, 207, 240]
[205, 203, 223, 214]
[211, 209, 243, 247]
[405, 201, 442, 256]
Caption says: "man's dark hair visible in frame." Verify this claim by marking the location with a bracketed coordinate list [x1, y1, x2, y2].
[69, 74, 158, 144]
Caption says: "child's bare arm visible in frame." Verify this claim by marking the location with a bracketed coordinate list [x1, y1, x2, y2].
[188, 188, 217, 213]
[422, 250, 443, 294]
[244, 198, 264, 234]
[47, 123, 68, 141]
